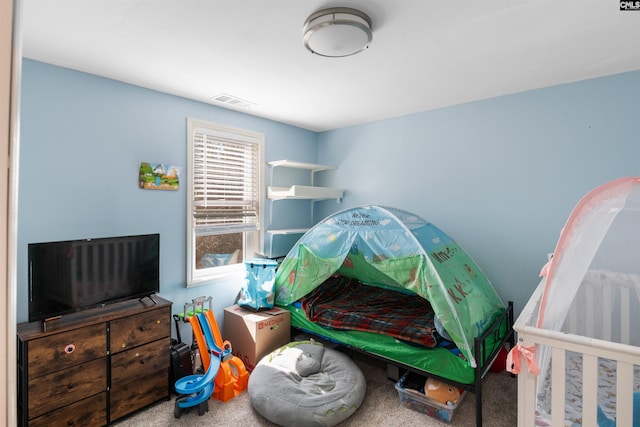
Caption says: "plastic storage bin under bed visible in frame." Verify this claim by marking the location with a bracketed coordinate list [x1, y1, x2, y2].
[395, 372, 465, 424]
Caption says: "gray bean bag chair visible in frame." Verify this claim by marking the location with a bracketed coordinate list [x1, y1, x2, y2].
[248, 341, 366, 427]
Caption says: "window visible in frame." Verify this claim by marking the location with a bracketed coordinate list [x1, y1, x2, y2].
[186, 118, 264, 286]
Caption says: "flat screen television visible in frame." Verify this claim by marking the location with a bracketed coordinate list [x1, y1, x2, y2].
[28, 233, 160, 323]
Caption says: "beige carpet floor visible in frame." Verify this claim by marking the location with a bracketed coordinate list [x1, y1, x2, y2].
[115, 353, 517, 427]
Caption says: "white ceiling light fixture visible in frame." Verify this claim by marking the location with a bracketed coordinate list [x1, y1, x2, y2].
[303, 7, 372, 57]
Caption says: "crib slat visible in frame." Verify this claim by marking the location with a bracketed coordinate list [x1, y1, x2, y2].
[582, 354, 598, 427]
[615, 361, 634, 426]
[601, 285, 611, 341]
[620, 286, 630, 345]
[551, 347, 566, 427]
[566, 298, 577, 333]
[585, 285, 594, 337]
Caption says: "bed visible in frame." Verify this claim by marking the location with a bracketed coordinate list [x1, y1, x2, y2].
[278, 275, 514, 427]
[272, 205, 515, 427]
[513, 270, 640, 427]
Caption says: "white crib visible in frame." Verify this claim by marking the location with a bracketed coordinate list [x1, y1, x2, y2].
[513, 270, 640, 427]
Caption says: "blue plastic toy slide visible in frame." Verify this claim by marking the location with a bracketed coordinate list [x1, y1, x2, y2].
[174, 312, 229, 418]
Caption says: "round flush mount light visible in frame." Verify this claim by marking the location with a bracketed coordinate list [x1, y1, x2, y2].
[303, 7, 372, 57]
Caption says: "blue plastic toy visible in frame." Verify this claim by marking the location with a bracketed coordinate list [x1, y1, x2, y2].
[174, 312, 231, 418]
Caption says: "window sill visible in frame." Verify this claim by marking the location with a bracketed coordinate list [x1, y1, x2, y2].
[187, 265, 244, 288]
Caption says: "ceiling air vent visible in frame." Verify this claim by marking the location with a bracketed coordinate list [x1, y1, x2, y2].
[210, 93, 256, 109]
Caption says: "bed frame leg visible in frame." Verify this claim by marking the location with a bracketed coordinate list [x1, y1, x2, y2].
[476, 379, 483, 427]
[472, 367, 484, 422]
[472, 300, 515, 427]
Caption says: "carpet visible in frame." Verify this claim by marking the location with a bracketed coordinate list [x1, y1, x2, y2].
[114, 353, 517, 427]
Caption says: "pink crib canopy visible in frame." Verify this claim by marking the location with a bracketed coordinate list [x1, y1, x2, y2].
[537, 176, 640, 345]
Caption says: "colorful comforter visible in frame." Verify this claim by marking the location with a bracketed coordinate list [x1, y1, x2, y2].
[300, 275, 439, 348]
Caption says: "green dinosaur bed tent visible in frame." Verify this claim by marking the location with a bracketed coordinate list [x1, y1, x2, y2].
[274, 205, 505, 367]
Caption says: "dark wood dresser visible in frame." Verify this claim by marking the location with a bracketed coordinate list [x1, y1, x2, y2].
[17, 296, 172, 426]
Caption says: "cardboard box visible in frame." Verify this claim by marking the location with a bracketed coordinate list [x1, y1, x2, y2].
[223, 304, 290, 371]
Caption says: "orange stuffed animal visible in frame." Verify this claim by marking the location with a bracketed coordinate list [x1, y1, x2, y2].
[424, 378, 461, 407]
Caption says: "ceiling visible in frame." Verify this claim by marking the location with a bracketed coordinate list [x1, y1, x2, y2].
[20, 1, 640, 132]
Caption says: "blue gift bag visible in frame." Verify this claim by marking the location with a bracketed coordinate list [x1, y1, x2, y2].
[238, 258, 278, 311]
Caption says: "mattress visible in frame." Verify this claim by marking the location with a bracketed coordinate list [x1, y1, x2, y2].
[300, 275, 440, 348]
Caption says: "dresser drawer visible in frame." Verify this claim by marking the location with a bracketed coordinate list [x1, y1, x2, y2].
[27, 323, 106, 378]
[29, 392, 106, 427]
[110, 307, 170, 353]
[110, 368, 169, 421]
[28, 357, 106, 419]
[111, 337, 170, 383]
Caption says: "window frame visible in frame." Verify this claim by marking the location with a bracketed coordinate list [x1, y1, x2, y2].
[186, 118, 264, 287]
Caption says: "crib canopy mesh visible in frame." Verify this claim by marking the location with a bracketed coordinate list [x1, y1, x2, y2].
[273, 205, 505, 367]
[525, 177, 640, 411]
[537, 176, 640, 345]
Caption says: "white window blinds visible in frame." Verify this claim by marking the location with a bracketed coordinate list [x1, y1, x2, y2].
[191, 127, 260, 236]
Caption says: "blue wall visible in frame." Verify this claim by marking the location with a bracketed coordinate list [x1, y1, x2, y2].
[316, 71, 640, 314]
[18, 59, 317, 328]
[19, 59, 640, 327]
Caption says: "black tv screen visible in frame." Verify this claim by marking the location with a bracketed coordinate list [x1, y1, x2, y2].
[28, 233, 160, 323]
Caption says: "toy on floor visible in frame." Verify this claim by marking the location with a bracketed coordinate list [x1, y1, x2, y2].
[187, 297, 249, 403]
[424, 378, 461, 406]
[174, 311, 229, 417]
[175, 297, 248, 412]
[597, 392, 640, 427]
